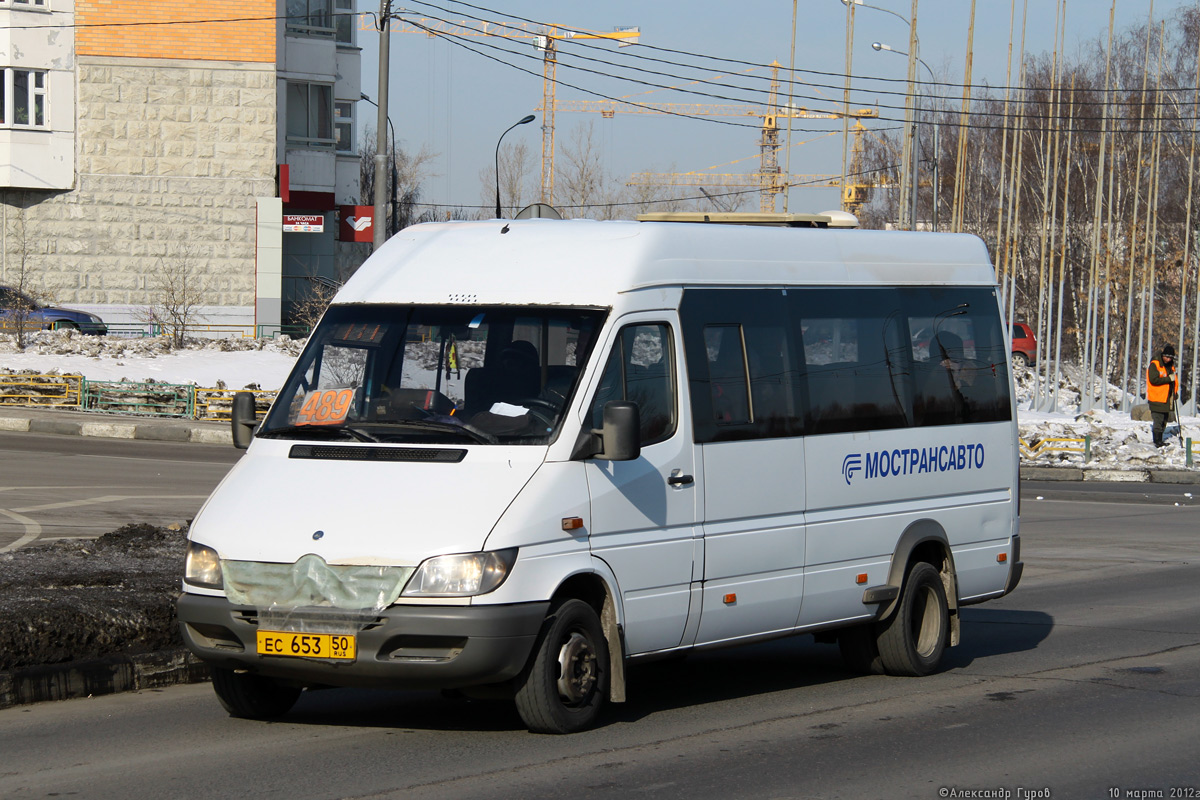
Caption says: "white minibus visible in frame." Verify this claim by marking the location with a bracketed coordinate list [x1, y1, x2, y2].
[178, 213, 1022, 733]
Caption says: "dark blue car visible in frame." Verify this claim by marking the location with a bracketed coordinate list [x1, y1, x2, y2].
[0, 286, 108, 335]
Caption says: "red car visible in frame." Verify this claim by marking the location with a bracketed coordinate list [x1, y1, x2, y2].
[1010, 322, 1036, 368]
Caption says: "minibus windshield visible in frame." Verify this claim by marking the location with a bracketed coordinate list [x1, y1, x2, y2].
[260, 304, 607, 446]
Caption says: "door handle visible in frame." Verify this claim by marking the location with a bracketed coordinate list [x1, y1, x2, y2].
[667, 473, 694, 487]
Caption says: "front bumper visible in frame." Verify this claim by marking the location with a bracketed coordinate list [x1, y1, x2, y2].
[177, 592, 549, 690]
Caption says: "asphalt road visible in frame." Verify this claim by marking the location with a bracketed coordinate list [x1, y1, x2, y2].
[1, 483, 1198, 799]
[0, 430, 241, 551]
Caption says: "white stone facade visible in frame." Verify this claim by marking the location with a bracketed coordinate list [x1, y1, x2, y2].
[1, 56, 276, 328]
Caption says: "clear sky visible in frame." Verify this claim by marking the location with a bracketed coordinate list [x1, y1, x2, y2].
[357, 0, 1196, 215]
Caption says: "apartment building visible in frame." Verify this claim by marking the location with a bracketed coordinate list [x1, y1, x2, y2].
[0, 0, 362, 333]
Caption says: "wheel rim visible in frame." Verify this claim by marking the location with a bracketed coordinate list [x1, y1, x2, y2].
[911, 584, 942, 658]
[556, 630, 598, 706]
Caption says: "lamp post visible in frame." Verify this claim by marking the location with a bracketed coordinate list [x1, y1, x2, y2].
[842, 0, 919, 229]
[495, 115, 536, 219]
[373, 0, 392, 251]
[873, 41, 939, 231]
[360, 93, 397, 238]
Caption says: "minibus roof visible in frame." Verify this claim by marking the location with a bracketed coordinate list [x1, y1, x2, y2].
[334, 219, 997, 308]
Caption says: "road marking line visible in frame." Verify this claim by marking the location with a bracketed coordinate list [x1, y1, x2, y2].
[13, 495, 207, 513]
[0, 508, 42, 552]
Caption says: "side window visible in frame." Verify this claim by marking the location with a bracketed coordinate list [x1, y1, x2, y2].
[705, 325, 750, 425]
[797, 289, 913, 435]
[908, 289, 1012, 426]
[590, 324, 676, 446]
[681, 288, 802, 443]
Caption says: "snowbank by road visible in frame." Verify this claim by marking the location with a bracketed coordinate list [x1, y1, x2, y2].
[3, 329, 1195, 469]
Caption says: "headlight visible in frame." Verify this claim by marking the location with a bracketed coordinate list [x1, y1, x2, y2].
[402, 549, 517, 597]
[184, 542, 223, 589]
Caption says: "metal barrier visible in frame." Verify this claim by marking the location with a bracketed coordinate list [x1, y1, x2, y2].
[1185, 438, 1200, 467]
[195, 387, 276, 421]
[0, 374, 278, 420]
[0, 373, 84, 407]
[255, 324, 311, 339]
[82, 380, 196, 417]
[1020, 436, 1091, 462]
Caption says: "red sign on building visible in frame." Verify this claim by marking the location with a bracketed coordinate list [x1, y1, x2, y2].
[283, 214, 325, 233]
[339, 205, 375, 242]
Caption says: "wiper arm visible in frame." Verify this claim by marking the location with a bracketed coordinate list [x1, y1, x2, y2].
[257, 424, 380, 443]
[367, 419, 498, 445]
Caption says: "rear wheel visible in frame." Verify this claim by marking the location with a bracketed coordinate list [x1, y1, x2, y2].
[1011, 351, 1028, 369]
[211, 667, 301, 719]
[876, 561, 949, 677]
[514, 599, 608, 734]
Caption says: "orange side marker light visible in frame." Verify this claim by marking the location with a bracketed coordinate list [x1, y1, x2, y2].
[561, 517, 584, 531]
[856, 573, 868, 585]
[723, 593, 737, 605]
[997, 553, 1008, 563]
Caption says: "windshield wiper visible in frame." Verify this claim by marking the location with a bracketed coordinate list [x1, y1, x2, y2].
[364, 419, 498, 445]
[257, 424, 380, 443]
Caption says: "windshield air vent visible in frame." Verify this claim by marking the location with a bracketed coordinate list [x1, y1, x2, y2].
[289, 445, 466, 463]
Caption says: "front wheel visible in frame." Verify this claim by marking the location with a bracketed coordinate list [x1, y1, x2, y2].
[876, 561, 950, 677]
[514, 599, 608, 734]
[211, 667, 301, 720]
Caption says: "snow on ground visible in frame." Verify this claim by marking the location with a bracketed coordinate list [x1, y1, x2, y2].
[0, 330, 302, 390]
[2, 330, 1194, 470]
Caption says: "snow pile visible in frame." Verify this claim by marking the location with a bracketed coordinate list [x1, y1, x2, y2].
[1014, 362, 1194, 469]
[0, 330, 303, 391]
[2, 330, 1194, 469]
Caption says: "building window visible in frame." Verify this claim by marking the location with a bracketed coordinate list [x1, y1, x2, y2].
[334, 101, 353, 152]
[287, 0, 335, 38]
[287, 82, 334, 147]
[0, 1, 50, 7]
[1, 68, 48, 128]
[335, 0, 355, 45]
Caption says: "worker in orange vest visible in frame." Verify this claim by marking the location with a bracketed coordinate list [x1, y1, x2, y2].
[1147, 343, 1179, 448]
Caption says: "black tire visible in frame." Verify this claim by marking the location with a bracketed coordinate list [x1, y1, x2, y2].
[837, 624, 884, 675]
[1011, 351, 1028, 369]
[514, 599, 608, 734]
[210, 667, 301, 720]
[876, 561, 949, 677]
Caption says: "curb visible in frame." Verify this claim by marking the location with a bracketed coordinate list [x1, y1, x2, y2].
[1019, 465, 1200, 484]
[0, 409, 231, 446]
[0, 648, 211, 710]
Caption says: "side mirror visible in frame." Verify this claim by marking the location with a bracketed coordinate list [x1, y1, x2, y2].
[595, 401, 640, 461]
[231, 391, 257, 450]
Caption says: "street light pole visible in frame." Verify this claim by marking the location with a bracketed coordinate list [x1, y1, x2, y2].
[843, 0, 918, 228]
[361, 93, 397, 237]
[373, 0, 392, 251]
[494, 115, 536, 219]
[874, 41, 937, 231]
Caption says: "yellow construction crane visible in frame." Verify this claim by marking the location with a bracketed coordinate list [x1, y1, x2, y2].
[558, 62, 878, 213]
[368, 16, 640, 205]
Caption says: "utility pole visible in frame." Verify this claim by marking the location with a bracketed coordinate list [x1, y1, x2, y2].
[373, 0, 392, 252]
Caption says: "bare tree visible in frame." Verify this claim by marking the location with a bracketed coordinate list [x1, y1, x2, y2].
[1, 194, 49, 351]
[138, 245, 213, 349]
[358, 128, 437, 236]
[289, 276, 341, 337]
[479, 139, 536, 217]
[557, 122, 621, 219]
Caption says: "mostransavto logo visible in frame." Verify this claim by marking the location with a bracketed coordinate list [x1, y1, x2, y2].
[842, 444, 986, 485]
